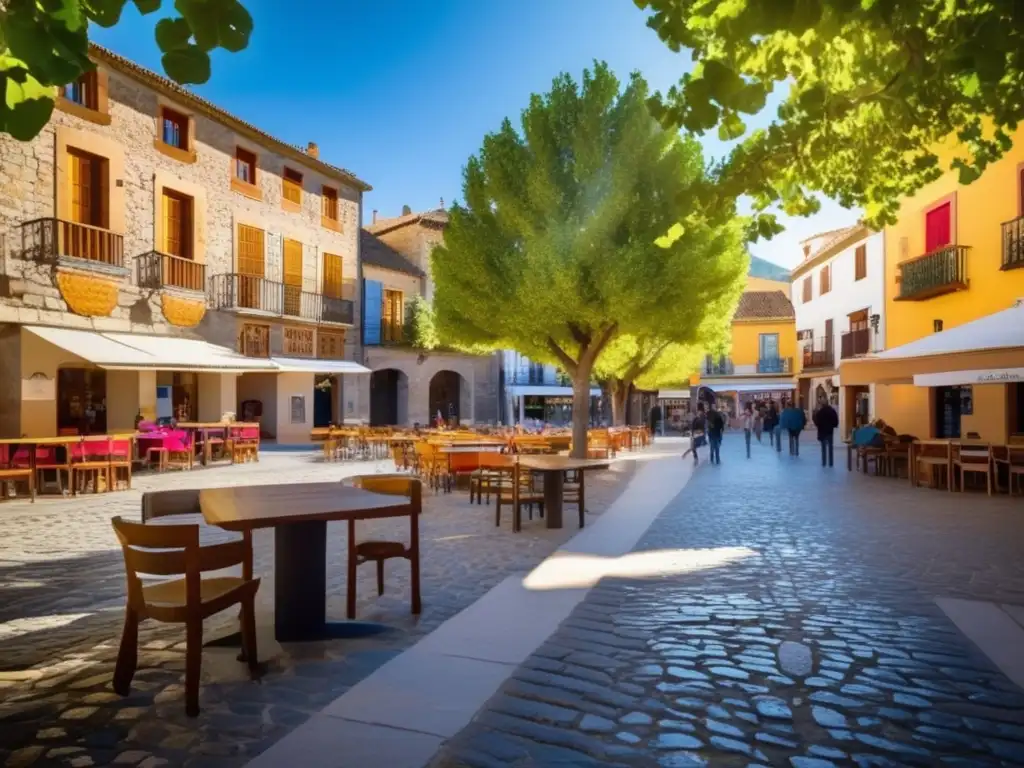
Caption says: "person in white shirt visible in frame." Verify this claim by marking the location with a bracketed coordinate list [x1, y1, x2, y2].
[741, 402, 754, 458]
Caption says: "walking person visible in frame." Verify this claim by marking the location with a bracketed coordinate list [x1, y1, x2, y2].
[780, 399, 807, 456]
[766, 400, 782, 452]
[813, 397, 839, 467]
[649, 403, 662, 441]
[681, 403, 707, 465]
[707, 403, 725, 464]
[753, 404, 764, 443]
[741, 402, 754, 458]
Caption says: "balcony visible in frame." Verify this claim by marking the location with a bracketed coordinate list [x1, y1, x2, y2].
[757, 357, 792, 374]
[20, 218, 124, 268]
[209, 273, 354, 325]
[895, 244, 969, 301]
[136, 251, 205, 292]
[704, 357, 735, 376]
[1002, 216, 1024, 271]
[841, 328, 871, 359]
[801, 343, 834, 370]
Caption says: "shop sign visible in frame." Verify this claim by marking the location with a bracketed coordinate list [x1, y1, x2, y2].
[21, 372, 55, 401]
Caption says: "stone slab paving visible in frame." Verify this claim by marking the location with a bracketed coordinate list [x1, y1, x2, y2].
[430, 435, 1024, 768]
[0, 447, 651, 768]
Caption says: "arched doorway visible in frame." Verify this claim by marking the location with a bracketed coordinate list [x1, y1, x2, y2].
[370, 368, 407, 426]
[429, 370, 462, 426]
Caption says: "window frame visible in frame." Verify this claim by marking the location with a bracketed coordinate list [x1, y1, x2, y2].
[317, 329, 346, 360]
[56, 68, 111, 126]
[802, 276, 812, 303]
[282, 167, 303, 211]
[382, 289, 404, 343]
[154, 105, 196, 164]
[161, 188, 194, 260]
[819, 264, 831, 295]
[322, 252, 344, 298]
[854, 244, 867, 281]
[321, 185, 341, 231]
[231, 146, 262, 200]
[238, 322, 271, 358]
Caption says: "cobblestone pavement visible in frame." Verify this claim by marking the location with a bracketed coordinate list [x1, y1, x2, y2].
[0, 447, 649, 767]
[431, 434, 1024, 768]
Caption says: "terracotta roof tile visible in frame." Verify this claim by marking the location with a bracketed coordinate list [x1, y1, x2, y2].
[366, 208, 448, 235]
[734, 290, 795, 321]
[360, 230, 425, 277]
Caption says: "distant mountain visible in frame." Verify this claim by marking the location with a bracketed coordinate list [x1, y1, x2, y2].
[748, 254, 790, 282]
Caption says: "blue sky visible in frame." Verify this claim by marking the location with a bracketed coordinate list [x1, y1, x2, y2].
[91, 0, 857, 269]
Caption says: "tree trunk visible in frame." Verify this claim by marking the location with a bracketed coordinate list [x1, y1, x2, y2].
[609, 378, 629, 427]
[570, 366, 594, 459]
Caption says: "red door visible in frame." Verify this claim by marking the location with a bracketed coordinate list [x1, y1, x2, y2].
[925, 202, 952, 253]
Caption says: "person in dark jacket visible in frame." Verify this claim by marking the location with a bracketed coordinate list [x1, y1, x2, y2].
[764, 401, 779, 450]
[780, 399, 807, 456]
[649, 404, 662, 440]
[682, 403, 707, 465]
[813, 398, 840, 467]
[706, 404, 725, 464]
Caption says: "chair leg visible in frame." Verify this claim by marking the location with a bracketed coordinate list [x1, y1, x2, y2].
[346, 519, 357, 620]
[376, 559, 385, 596]
[239, 597, 259, 671]
[578, 474, 586, 529]
[112, 607, 139, 695]
[185, 620, 202, 717]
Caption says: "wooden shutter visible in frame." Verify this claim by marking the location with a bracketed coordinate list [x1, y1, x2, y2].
[237, 224, 265, 276]
[322, 252, 343, 297]
[824, 318, 833, 351]
[283, 239, 303, 316]
[925, 202, 952, 252]
[802, 276, 812, 303]
[70, 150, 92, 225]
[855, 245, 867, 280]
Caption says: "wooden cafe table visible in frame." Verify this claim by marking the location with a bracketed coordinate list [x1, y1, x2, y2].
[517, 455, 610, 529]
[200, 482, 418, 642]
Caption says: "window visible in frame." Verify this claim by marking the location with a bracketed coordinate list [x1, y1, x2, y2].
[283, 167, 303, 208]
[925, 201, 952, 253]
[162, 189, 193, 260]
[235, 147, 257, 185]
[322, 252, 343, 297]
[820, 265, 831, 295]
[284, 326, 314, 356]
[318, 329, 346, 359]
[238, 323, 270, 357]
[64, 72, 98, 110]
[855, 244, 867, 281]
[322, 185, 339, 226]
[802, 276, 812, 303]
[68, 148, 108, 229]
[797, 329, 814, 341]
[57, 368, 107, 435]
[283, 239, 303, 316]
[759, 333, 780, 361]
[382, 289, 403, 342]
[160, 108, 189, 150]
[237, 224, 265, 309]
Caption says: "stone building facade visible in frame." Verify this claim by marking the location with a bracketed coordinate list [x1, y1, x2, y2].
[0, 45, 370, 441]
[361, 211, 501, 427]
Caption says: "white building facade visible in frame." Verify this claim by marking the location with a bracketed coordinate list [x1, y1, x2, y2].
[791, 224, 886, 436]
[502, 351, 602, 426]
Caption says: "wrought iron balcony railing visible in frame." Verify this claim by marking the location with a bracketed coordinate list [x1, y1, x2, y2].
[1002, 216, 1024, 271]
[840, 328, 871, 359]
[757, 357, 792, 374]
[895, 244, 969, 301]
[802, 344, 834, 370]
[20, 218, 124, 267]
[703, 357, 735, 376]
[209, 273, 354, 325]
[136, 251, 205, 292]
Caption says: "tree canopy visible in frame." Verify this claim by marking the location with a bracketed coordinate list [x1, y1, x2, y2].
[637, 0, 1024, 230]
[1, 0, 253, 140]
[432, 61, 747, 454]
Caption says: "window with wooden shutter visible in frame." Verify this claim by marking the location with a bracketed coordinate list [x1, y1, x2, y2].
[283, 167, 303, 208]
[162, 190, 193, 260]
[235, 147, 257, 184]
[283, 238, 303, 316]
[160, 108, 189, 150]
[819, 265, 831, 295]
[284, 326, 314, 356]
[854, 245, 867, 281]
[318, 330, 346, 359]
[322, 252, 343, 297]
[238, 323, 270, 357]
[382, 289, 404, 342]
[925, 201, 952, 252]
[237, 224, 265, 309]
[321, 185, 340, 230]
[802, 276, 812, 303]
[64, 72, 98, 109]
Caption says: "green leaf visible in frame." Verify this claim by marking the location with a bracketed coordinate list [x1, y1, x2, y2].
[86, 0, 129, 28]
[162, 45, 211, 84]
[133, 0, 162, 13]
[718, 111, 746, 141]
[1, 68, 57, 141]
[155, 17, 193, 52]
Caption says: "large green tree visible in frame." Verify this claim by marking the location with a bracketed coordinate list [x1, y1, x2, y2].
[432, 62, 747, 456]
[1, 0, 252, 140]
[637, 0, 1024, 230]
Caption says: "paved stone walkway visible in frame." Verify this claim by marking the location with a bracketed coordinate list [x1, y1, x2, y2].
[0, 448, 647, 767]
[431, 435, 1024, 767]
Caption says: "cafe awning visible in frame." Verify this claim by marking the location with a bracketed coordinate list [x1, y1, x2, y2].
[913, 368, 1024, 388]
[270, 357, 370, 374]
[703, 382, 795, 393]
[841, 300, 1024, 386]
[24, 326, 277, 373]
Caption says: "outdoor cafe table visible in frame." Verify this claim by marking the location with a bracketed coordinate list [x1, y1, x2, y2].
[200, 482, 416, 643]
[0, 435, 132, 472]
[517, 455, 610, 529]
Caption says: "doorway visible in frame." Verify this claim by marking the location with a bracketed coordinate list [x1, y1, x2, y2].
[429, 370, 462, 426]
[935, 386, 963, 439]
[313, 375, 334, 427]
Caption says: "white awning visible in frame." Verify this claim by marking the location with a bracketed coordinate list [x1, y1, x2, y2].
[914, 368, 1024, 388]
[703, 382, 795, 393]
[25, 326, 277, 373]
[658, 389, 691, 399]
[507, 385, 602, 397]
[271, 357, 371, 374]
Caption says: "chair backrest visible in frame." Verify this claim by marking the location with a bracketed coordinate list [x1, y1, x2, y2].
[74, 436, 112, 461]
[110, 438, 132, 461]
[142, 489, 202, 522]
[111, 516, 249, 613]
[957, 443, 991, 464]
[1008, 446, 1024, 466]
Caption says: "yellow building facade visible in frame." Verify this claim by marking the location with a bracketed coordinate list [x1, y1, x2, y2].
[842, 126, 1024, 442]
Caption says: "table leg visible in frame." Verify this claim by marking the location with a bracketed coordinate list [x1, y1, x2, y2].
[543, 471, 564, 529]
[275, 521, 390, 642]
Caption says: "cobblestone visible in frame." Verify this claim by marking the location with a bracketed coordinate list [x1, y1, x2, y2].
[0, 448, 643, 766]
[430, 434, 1024, 768]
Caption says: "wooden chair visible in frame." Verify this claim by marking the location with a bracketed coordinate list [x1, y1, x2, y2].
[34, 444, 72, 495]
[587, 430, 613, 459]
[230, 427, 260, 464]
[164, 431, 195, 472]
[954, 443, 994, 495]
[71, 436, 112, 494]
[110, 516, 259, 717]
[914, 442, 952, 491]
[0, 445, 35, 503]
[563, 469, 586, 528]
[495, 463, 544, 532]
[413, 442, 448, 492]
[882, 442, 910, 479]
[109, 438, 133, 491]
[1006, 446, 1024, 496]
[345, 475, 422, 619]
